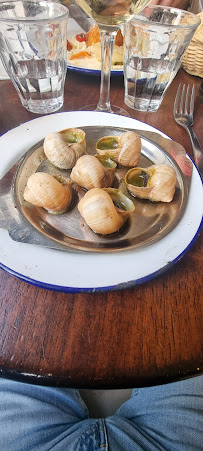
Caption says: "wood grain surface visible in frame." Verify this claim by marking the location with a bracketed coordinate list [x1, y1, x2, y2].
[0, 68, 202, 388]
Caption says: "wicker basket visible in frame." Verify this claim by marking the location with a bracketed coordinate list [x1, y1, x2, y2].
[182, 12, 203, 78]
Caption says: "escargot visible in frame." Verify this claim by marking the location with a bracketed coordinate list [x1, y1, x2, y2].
[43, 128, 86, 170]
[96, 131, 141, 167]
[70, 154, 116, 190]
[23, 172, 73, 214]
[78, 187, 135, 235]
[125, 164, 177, 202]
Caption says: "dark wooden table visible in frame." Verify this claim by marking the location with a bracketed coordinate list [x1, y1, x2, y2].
[0, 68, 202, 388]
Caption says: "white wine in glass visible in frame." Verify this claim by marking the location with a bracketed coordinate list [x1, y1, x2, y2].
[74, 0, 151, 115]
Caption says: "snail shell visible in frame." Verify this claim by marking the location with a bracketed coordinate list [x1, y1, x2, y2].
[125, 164, 176, 202]
[23, 172, 73, 214]
[44, 128, 86, 170]
[96, 131, 141, 167]
[78, 187, 135, 234]
[70, 154, 116, 190]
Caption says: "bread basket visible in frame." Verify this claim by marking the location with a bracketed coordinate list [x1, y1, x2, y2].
[182, 11, 203, 78]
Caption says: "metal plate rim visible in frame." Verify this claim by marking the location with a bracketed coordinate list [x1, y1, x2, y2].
[10, 125, 188, 253]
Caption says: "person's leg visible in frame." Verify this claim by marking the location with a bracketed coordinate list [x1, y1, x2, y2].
[0, 378, 107, 451]
[105, 375, 203, 451]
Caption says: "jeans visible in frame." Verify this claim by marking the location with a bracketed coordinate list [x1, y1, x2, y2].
[0, 375, 202, 450]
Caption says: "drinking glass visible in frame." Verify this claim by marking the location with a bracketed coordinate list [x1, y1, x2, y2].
[124, 5, 201, 112]
[74, 0, 151, 115]
[0, 1, 69, 114]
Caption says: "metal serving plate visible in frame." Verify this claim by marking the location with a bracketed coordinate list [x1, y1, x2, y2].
[0, 126, 191, 253]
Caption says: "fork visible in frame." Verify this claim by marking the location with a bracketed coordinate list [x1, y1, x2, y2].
[173, 83, 203, 176]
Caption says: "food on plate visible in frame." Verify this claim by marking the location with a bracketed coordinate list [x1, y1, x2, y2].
[86, 24, 123, 47]
[75, 33, 87, 43]
[44, 128, 86, 170]
[86, 23, 100, 46]
[24, 125, 177, 243]
[78, 187, 135, 234]
[23, 172, 73, 214]
[67, 24, 123, 69]
[125, 164, 177, 202]
[70, 154, 117, 190]
[69, 50, 91, 60]
[96, 131, 141, 167]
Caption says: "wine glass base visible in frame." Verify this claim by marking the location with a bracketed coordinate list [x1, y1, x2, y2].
[79, 104, 131, 117]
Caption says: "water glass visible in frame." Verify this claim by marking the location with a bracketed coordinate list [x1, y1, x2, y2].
[0, 1, 69, 114]
[124, 5, 201, 113]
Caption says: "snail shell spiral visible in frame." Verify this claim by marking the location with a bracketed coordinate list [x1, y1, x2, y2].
[23, 172, 73, 214]
[70, 154, 116, 190]
[125, 164, 177, 202]
[44, 128, 86, 170]
[78, 187, 135, 234]
[96, 131, 141, 167]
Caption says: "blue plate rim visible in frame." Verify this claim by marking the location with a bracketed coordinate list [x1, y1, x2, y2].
[1, 220, 202, 293]
[67, 63, 123, 76]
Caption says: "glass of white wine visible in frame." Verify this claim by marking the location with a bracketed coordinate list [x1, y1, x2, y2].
[74, 0, 151, 115]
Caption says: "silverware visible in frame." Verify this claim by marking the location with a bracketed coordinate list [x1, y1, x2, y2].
[173, 83, 203, 176]
[66, 0, 92, 32]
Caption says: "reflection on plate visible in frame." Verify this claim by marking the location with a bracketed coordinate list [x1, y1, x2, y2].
[0, 112, 202, 292]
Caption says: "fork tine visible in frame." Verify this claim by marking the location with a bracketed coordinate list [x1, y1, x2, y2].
[173, 82, 181, 115]
[185, 84, 190, 114]
[189, 84, 195, 116]
[179, 83, 186, 114]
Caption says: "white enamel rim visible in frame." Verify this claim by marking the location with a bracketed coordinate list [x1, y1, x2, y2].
[0, 111, 202, 292]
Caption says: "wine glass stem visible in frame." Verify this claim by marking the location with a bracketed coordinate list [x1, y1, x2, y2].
[96, 29, 116, 113]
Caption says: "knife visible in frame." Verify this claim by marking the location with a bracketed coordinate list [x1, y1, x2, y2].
[62, 0, 93, 33]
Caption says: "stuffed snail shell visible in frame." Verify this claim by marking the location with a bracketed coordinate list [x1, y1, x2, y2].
[125, 164, 177, 202]
[23, 172, 73, 214]
[70, 154, 116, 190]
[78, 187, 135, 234]
[44, 128, 86, 170]
[96, 131, 141, 167]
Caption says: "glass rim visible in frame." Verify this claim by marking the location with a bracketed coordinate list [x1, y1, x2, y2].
[130, 5, 201, 29]
[0, 0, 69, 23]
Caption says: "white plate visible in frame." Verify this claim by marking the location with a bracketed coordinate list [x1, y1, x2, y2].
[0, 111, 202, 292]
[66, 18, 123, 76]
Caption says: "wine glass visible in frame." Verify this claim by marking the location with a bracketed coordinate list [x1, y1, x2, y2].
[74, 0, 151, 115]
